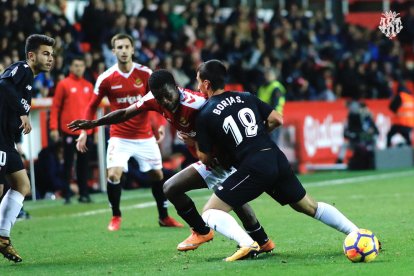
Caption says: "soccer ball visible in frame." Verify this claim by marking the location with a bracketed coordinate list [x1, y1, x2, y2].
[343, 229, 379, 263]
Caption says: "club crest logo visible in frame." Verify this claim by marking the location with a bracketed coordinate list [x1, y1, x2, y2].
[178, 116, 190, 127]
[379, 11, 403, 39]
[134, 78, 143, 88]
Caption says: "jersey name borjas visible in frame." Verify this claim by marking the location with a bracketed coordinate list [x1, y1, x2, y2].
[212, 95, 244, 115]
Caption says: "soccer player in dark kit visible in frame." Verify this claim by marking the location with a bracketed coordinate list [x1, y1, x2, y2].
[195, 60, 361, 261]
[0, 34, 55, 262]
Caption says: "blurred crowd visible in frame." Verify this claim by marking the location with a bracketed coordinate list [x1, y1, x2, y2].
[0, 0, 413, 101]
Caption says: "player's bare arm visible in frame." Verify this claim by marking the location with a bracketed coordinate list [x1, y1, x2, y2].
[266, 110, 283, 132]
[68, 104, 141, 131]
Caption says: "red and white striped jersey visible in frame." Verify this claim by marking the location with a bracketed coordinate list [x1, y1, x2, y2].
[85, 63, 153, 139]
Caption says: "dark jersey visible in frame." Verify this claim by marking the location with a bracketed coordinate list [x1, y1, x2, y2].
[196, 91, 275, 165]
[0, 61, 34, 148]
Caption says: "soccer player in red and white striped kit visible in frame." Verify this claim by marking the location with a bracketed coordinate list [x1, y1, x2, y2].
[76, 34, 182, 230]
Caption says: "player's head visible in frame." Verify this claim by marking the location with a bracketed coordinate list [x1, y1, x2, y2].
[69, 56, 86, 78]
[111, 33, 134, 65]
[196, 59, 226, 96]
[149, 69, 180, 112]
[25, 34, 55, 73]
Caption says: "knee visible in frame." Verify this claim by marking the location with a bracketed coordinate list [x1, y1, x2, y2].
[163, 179, 176, 198]
[107, 173, 121, 184]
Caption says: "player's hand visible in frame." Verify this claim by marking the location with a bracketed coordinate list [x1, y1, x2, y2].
[76, 131, 88, 153]
[156, 125, 166, 144]
[50, 129, 59, 142]
[177, 132, 195, 147]
[19, 115, 32, 134]
[67, 120, 95, 131]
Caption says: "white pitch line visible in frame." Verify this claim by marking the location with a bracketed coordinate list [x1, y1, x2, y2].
[43, 170, 414, 218]
[70, 196, 212, 218]
[303, 170, 414, 188]
[71, 202, 157, 217]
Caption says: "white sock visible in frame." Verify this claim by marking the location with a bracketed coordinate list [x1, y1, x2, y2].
[0, 189, 25, 237]
[314, 202, 358, 234]
[202, 209, 254, 247]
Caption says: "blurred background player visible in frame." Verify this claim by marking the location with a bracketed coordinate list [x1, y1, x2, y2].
[257, 69, 286, 144]
[336, 100, 379, 169]
[76, 33, 181, 231]
[50, 56, 94, 204]
[386, 82, 414, 147]
[0, 34, 55, 262]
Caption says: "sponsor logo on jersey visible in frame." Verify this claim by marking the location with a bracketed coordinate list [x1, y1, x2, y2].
[116, 95, 142, 104]
[26, 85, 32, 91]
[111, 85, 123, 90]
[134, 78, 144, 88]
[21, 98, 31, 113]
[70, 87, 77, 93]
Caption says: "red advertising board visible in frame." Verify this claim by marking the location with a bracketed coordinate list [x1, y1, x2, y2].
[283, 99, 396, 173]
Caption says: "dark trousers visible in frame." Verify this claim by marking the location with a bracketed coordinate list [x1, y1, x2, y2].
[386, 125, 412, 147]
[62, 134, 91, 199]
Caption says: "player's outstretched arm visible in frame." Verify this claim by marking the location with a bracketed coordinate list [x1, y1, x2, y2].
[68, 104, 141, 131]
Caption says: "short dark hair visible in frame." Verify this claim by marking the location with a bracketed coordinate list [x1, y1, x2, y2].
[25, 34, 55, 58]
[197, 59, 227, 91]
[111, 33, 134, 48]
[70, 56, 85, 64]
[149, 69, 176, 90]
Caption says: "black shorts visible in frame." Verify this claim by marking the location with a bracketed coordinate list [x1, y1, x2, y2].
[0, 147, 24, 181]
[215, 147, 306, 208]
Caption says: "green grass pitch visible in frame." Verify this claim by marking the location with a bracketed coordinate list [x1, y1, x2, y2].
[1, 168, 414, 275]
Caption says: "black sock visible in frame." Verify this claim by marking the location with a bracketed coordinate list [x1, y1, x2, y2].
[0, 236, 10, 240]
[151, 180, 168, 219]
[177, 201, 210, 235]
[244, 222, 269, 246]
[107, 181, 121, 217]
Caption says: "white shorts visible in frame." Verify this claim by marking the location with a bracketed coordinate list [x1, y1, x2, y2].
[106, 137, 162, 172]
[191, 161, 236, 190]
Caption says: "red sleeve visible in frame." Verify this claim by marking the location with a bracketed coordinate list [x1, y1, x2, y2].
[85, 79, 107, 120]
[50, 80, 65, 130]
